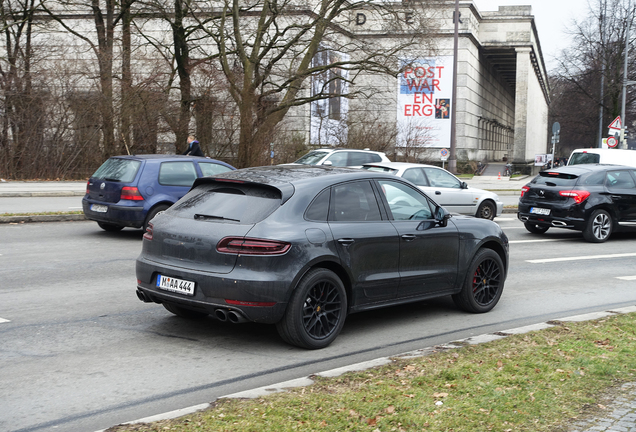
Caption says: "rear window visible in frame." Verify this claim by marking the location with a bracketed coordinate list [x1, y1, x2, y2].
[171, 183, 282, 224]
[569, 152, 600, 165]
[533, 171, 579, 187]
[91, 158, 141, 183]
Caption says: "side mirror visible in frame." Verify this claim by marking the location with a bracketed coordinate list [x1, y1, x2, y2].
[322, 160, 333, 166]
[460, 181, 468, 189]
[435, 206, 451, 227]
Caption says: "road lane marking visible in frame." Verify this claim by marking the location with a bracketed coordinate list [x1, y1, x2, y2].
[495, 217, 517, 221]
[616, 276, 636, 281]
[0, 317, 10, 324]
[510, 239, 563, 244]
[527, 253, 636, 264]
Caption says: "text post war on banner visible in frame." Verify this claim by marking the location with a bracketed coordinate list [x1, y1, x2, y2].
[397, 57, 453, 148]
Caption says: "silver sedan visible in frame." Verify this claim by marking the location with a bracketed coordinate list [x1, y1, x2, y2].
[362, 161, 503, 219]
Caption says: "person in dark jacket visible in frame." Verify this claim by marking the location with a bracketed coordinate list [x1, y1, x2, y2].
[182, 135, 204, 157]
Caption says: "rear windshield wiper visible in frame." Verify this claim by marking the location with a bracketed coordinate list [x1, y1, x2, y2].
[194, 213, 240, 222]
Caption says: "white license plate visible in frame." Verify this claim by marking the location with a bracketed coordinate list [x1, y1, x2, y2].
[156, 275, 195, 296]
[530, 207, 551, 215]
[91, 204, 108, 213]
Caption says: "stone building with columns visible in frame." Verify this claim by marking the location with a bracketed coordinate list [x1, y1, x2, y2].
[336, 2, 550, 170]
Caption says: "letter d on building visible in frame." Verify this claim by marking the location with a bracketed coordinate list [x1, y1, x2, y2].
[356, 13, 366, 25]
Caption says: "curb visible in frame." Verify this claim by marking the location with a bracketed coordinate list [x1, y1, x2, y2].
[0, 191, 85, 197]
[0, 214, 86, 224]
[102, 306, 636, 431]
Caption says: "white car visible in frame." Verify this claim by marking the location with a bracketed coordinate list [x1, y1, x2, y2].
[362, 162, 503, 220]
[290, 148, 391, 168]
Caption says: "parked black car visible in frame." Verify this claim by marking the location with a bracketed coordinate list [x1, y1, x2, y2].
[136, 166, 509, 349]
[518, 164, 636, 242]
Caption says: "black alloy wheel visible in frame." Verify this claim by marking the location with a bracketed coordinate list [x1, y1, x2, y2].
[477, 200, 496, 220]
[583, 209, 612, 243]
[453, 248, 504, 313]
[277, 268, 347, 349]
[524, 222, 549, 234]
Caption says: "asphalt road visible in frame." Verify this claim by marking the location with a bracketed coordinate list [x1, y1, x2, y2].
[1, 218, 636, 432]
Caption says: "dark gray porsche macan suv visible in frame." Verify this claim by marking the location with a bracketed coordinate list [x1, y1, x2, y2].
[136, 166, 509, 349]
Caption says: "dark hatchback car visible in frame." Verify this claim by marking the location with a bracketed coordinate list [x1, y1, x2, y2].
[518, 164, 636, 242]
[136, 166, 509, 349]
[83, 155, 235, 231]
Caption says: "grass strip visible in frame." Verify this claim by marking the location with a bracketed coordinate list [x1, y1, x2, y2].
[108, 313, 636, 432]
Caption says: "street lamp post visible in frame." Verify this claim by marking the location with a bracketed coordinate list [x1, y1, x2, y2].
[449, 0, 459, 173]
[621, 0, 634, 149]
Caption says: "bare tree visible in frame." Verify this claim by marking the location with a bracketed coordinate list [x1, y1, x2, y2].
[194, 0, 438, 167]
[552, 0, 636, 152]
[41, 0, 137, 158]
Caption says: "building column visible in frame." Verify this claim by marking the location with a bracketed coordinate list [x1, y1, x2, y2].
[512, 47, 531, 164]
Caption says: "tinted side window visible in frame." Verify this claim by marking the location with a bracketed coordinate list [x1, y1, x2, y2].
[579, 171, 606, 186]
[330, 181, 381, 222]
[607, 170, 636, 189]
[199, 162, 233, 177]
[349, 152, 380, 166]
[159, 162, 198, 186]
[305, 189, 330, 221]
[325, 152, 349, 167]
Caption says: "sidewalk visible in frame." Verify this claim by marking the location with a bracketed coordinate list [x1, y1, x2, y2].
[0, 180, 86, 197]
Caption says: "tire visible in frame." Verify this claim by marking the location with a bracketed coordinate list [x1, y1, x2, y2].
[97, 222, 124, 232]
[476, 200, 496, 220]
[143, 204, 170, 232]
[163, 302, 208, 319]
[583, 209, 612, 243]
[276, 268, 347, 349]
[452, 248, 505, 313]
[524, 222, 549, 234]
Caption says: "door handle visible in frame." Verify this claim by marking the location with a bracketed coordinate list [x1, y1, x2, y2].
[611, 195, 621, 200]
[338, 238, 355, 245]
[401, 234, 416, 241]
[435, 190, 441, 195]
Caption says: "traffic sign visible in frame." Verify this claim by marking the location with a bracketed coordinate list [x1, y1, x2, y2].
[608, 116, 622, 131]
[440, 148, 449, 160]
[607, 136, 618, 148]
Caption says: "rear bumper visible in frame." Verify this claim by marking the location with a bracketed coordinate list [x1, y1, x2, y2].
[82, 198, 145, 227]
[517, 202, 586, 230]
[135, 257, 290, 324]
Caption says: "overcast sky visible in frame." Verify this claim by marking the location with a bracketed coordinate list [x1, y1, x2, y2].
[471, 0, 590, 71]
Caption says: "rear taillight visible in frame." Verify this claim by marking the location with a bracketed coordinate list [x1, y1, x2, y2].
[559, 190, 591, 204]
[121, 186, 144, 201]
[86, 180, 90, 195]
[143, 222, 153, 241]
[217, 237, 291, 255]
[521, 186, 530, 198]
